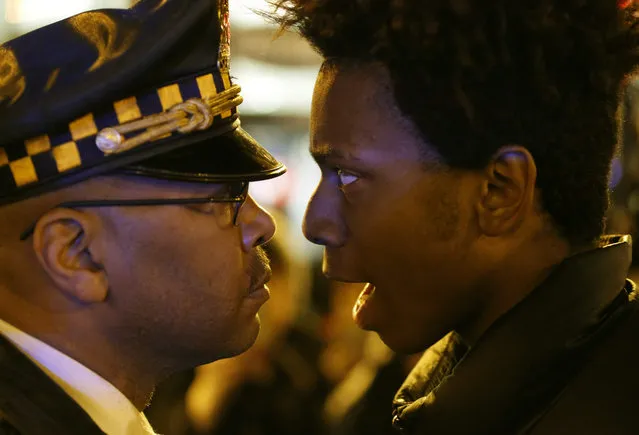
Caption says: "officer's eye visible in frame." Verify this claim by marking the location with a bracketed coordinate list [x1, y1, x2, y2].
[337, 169, 360, 188]
[185, 202, 216, 214]
[213, 183, 234, 197]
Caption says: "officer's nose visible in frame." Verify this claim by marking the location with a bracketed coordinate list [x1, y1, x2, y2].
[239, 195, 276, 251]
[302, 183, 346, 248]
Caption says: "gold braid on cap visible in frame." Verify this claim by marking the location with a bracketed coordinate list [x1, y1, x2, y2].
[95, 84, 243, 154]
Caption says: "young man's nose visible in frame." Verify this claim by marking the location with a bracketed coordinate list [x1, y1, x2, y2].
[303, 185, 347, 248]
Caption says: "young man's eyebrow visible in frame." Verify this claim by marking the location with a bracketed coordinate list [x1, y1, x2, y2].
[310, 143, 362, 164]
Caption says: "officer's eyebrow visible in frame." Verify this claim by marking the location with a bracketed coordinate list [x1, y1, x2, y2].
[310, 143, 363, 165]
[204, 182, 241, 197]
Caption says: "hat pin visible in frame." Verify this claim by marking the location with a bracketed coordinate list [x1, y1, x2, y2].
[95, 85, 242, 155]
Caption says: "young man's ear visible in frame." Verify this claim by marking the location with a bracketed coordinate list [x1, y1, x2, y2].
[32, 208, 108, 303]
[476, 146, 538, 237]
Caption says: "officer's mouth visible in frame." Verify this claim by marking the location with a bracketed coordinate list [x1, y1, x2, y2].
[247, 269, 272, 297]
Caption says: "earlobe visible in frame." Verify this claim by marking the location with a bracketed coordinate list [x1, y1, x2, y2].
[476, 146, 537, 237]
[32, 209, 108, 304]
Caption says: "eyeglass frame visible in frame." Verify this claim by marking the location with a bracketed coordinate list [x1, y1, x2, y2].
[19, 181, 250, 241]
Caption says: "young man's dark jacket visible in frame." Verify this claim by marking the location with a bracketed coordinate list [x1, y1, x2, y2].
[392, 235, 639, 434]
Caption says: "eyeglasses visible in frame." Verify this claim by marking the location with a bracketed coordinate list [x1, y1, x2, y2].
[19, 181, 249, 241]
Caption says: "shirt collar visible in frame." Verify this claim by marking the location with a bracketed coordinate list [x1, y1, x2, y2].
[0, 318, 156, 435]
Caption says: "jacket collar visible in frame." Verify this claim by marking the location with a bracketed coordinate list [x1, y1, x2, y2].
[0, 333, 104, 434]
[0, 318, 156, 435]
[392, 235, 634, 434]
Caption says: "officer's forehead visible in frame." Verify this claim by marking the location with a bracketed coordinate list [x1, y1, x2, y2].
[88, 175, 239, 196]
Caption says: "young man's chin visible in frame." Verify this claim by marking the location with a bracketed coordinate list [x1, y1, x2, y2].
[372, 321, 450, 355]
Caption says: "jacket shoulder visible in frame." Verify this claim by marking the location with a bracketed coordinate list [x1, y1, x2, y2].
[530, 294, 639, 434]
[0, 418, 21, 435]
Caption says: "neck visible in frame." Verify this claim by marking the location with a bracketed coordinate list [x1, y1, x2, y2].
[49, 326, 166, 410]
[48, 324, 173, 410]
[457, 235, 570, 346]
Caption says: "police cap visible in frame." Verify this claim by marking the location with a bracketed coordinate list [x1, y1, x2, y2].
[0, 0, 286, 205]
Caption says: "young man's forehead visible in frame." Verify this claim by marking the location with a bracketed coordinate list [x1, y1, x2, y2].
[309, 141, 376, 166]
[309, 141, 365, 163]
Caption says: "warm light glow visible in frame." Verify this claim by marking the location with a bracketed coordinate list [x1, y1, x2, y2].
[4, 0, 127, 25]
[230, 0, 277, 29]
[233, 58, 319, 116]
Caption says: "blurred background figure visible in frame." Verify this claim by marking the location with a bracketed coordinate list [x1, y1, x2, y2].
[610, 77, 639, 281]
[311, 273, 424, 435]
[323, 335, 422, 435]
[314, 279, 370, 387]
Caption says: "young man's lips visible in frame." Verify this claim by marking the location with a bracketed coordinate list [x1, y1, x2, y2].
[353, 283, 377, 329]
[321, 269, 367, 283]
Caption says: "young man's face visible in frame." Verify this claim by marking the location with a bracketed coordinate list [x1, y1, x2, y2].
[304, 62, 485, 353]
[93, 176, 276, 366]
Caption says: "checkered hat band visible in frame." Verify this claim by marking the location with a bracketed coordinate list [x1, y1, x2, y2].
[0, 69, 237, 198]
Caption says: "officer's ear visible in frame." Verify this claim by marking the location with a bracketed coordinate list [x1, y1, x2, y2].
[32, 209, 108, 303]
[475, 146, 537, 237]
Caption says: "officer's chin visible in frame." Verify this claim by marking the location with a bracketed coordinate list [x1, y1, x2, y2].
[230, 315, 262, 358]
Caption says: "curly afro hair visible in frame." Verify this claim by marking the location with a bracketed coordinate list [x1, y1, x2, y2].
[268, 0, 639, 245]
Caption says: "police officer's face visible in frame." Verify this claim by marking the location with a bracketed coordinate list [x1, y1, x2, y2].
[304, 63, 485, 354]
[94, 176, 276, 364]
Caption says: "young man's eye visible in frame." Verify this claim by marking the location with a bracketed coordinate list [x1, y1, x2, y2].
[337, 169, 360, 187]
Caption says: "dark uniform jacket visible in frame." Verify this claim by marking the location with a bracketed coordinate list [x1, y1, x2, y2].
[0, 334, 104, 434]
[392, 235, 639, 434]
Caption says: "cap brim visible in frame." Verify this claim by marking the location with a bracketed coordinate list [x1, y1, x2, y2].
[120, 127, 286, 183]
